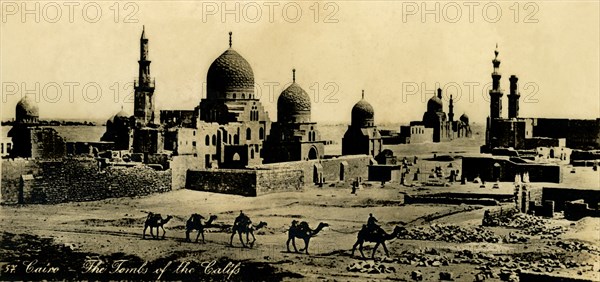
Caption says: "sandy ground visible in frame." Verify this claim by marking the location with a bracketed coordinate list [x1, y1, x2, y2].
[1, 183, 599, 281]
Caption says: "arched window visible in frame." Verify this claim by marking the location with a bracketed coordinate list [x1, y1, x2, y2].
[246, 128, 252, 140]
[242, 93, 245, 99]
[205, 135, 210, 146]
[259, 127, 264, 139]
[212, 135, 216, 145]
[233, 93, 236, 99]
[251, 149, 255, 159]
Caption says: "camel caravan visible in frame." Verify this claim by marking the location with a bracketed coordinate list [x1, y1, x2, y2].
[142, 210, 406, 259]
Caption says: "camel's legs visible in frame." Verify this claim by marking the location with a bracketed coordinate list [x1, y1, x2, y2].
[249, 231, 257, 248]
[304, 238, 310, 255]
[195, 230, 201, 243]
[149, 226, 154, 239]
[382, 242, 390, 256]
[292, 238, 298, 253]
[359, 242, 366, 258]
[200, 230, 205, 243]
[286, 237, 292, 252]
[238, 232, 246, 247]
[185, 230, 191, 242]
[229, 228, 236, 246]
[161, 225, 166, 239]
[372, 242, 381, 259]
[143, 225, 148, 239]
[352, 240, 362, 257]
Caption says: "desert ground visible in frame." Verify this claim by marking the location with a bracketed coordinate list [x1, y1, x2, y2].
[1, 132, 599, 281]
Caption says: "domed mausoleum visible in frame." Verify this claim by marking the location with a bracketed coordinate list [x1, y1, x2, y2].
[342, 90, 382, 158]
[263, 69, 325, 163]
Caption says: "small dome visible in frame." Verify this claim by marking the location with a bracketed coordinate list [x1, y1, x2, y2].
[460, 113, 469, 123]
[16, 96, 39, 116]
[351, 96, 375, 127]
[15, 96, 39, 123]
[111, 109, 129, 122]
[207, 48, 254, 100]
[277, 82, 311, 123]
[427, 96, 443, 113]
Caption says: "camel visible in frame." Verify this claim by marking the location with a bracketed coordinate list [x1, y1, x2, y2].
[351, 225, 404, 259]
[229, 221, 268, 248]
[143, 213, 173, 240]
[185, 214, 218, 243]
[286, 220, 329, 254]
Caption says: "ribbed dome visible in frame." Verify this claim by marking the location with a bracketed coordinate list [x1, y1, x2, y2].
[351, 97, 375, 127]
[277, 83, 311, 123]
[206, 49, 254, 100]
[16, 96, 39, 117]
[427, 96, 443, 113]
[460, 113, 469, 123]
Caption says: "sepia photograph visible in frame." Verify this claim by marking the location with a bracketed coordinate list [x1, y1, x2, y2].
[1, 1, 599, 281]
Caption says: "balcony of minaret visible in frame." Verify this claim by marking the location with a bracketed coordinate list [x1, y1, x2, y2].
[134, 78, 155, 89]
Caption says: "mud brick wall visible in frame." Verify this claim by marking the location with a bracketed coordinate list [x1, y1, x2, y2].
[256, 169, 303, 195]
[1, 158, 171, 204]
[171, 155, 203, 190]
[1, 159, 42, 204]
[186, 169, 258, 196]
[255, 155, 370, 184]
[542, 187, 600, 211]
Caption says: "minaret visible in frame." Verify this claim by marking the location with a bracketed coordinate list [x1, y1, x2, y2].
[508, 75, 520, 119]
[448, 94, 454, 122]
[489, 44, 503, 119]
[134, 25, 156, 126]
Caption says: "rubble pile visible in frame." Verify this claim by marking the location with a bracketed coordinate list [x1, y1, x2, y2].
[346, 261, 396, 274]
[483, 209, 567, 236]
[556, 240, 600, 255]
[503, 232, 530, 244]
[396, 249, 452, 267]
[399, 224, 501, 243]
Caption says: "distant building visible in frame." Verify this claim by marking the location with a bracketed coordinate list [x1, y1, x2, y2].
[8, 96, 66, 159]
[482, 46, 600, 154]
[342, 90, 383, 158]
[263, 69, 325, 163]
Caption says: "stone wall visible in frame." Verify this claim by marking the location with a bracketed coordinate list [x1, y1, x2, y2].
[186, 169, 257, 196]
[185, 168, 303, 196]
[542, 187, 600, 211]
[171, 155, 203, 190]
[253, 155, 370, 184]
[462, 156, 562, 183]
[256, 169, 303, 194]
[1, 157, 171, 204]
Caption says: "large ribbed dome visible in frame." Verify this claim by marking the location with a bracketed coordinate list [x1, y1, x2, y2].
[15, 96, 39, 123]
[277, 82, 311, 123]
[206, 48, 254, 100]
[427, 96, 443, 112]
[351, 92, 375, 127]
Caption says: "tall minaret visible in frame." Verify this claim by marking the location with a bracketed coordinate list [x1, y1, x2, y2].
[134, 26, 155, 126]
[489, 44, 503, 119]
[508, 75, 520, 119]
[448, 94, 454, 122]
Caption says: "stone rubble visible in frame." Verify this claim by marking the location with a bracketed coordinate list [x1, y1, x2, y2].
[398, 224, 501, 243]
[346, 261, 396, 274]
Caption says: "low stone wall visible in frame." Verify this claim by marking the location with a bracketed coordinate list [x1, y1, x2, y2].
[171, 155, 203, 190]
[186, 168, 303, 196]
[255, 155, 370, 184]
[462, 156, 562, 183]
[1, 158, 171, 204]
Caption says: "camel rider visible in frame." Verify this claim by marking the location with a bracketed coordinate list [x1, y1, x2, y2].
[367, 213, 381, 233]
[234, 211, 250, 229]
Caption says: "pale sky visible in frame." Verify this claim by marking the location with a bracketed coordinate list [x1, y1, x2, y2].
[1, 1, 599, 124]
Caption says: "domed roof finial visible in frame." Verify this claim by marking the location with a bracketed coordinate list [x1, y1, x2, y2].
[229, 31, 232, 48]
[292, 68, 296, 83]
[362, 90, 365, 99]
